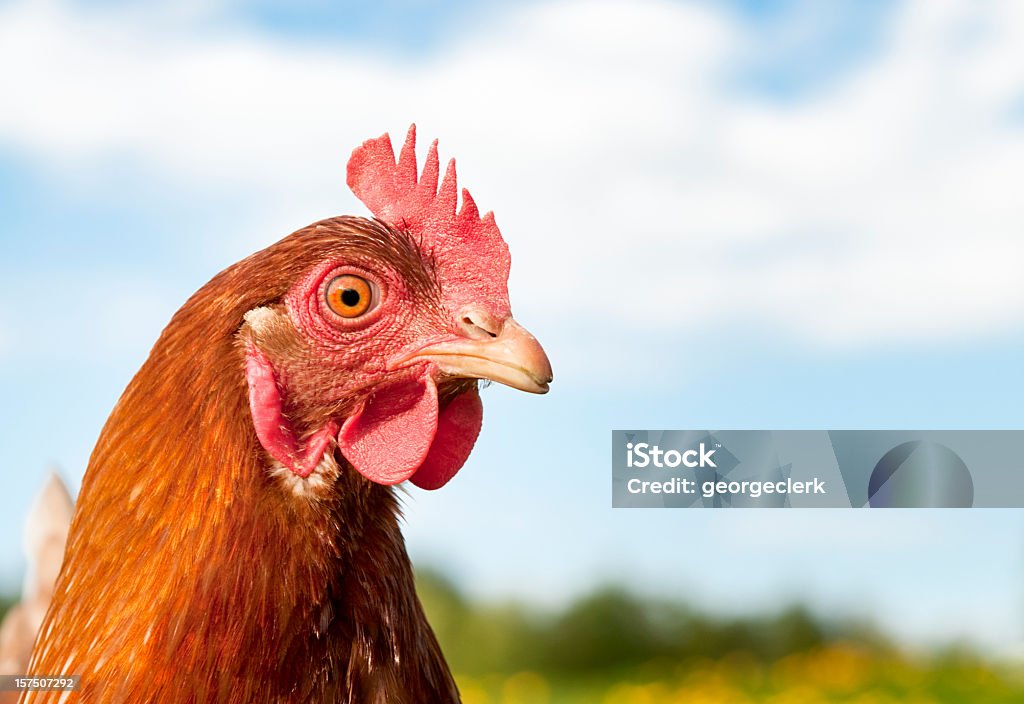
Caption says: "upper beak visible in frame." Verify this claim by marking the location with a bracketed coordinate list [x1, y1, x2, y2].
[390, 318, 552, 394]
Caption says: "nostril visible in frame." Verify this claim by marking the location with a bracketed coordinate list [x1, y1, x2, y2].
[460, 311, 500, 339]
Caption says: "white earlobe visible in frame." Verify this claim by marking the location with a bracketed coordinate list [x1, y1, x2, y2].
[242, 306, 281, 334]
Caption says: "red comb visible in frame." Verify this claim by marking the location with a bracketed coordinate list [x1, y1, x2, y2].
[346, 125, 512, 319]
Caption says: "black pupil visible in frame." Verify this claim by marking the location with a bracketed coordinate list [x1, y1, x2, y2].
[340, 288, 361, 307]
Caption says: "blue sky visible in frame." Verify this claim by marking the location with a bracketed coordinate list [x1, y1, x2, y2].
[2, 0, 1024, 656]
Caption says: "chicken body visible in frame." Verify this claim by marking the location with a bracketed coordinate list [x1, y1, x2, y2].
[22, 130, 550, 702]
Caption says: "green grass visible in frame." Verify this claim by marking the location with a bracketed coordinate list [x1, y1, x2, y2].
[415, 570, 1024, 704]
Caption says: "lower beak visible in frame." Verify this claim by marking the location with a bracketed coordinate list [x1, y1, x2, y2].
[391, 318, 552, 394]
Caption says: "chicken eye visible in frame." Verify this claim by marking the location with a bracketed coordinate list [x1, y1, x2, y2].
[325, 275, 374, 318]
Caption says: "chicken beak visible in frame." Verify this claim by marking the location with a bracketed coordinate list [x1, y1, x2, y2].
[393, 318, 552, 394]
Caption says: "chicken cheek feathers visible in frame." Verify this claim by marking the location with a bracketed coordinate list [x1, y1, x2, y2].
[337, 372, 483, 489]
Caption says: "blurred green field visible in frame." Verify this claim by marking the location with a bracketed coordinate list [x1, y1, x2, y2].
[416, 571, 1024, 704]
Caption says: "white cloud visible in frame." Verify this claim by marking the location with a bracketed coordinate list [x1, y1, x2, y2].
[1, 0, 1022, 368]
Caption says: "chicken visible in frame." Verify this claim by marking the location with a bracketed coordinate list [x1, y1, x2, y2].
[0, 473, 73, 704]
[19, 126, 551, 703]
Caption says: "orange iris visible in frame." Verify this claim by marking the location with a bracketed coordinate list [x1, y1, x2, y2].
[325, 275, 374, 318]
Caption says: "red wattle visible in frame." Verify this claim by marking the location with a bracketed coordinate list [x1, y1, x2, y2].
[337, 374, 439, 485]
[410, 387, 483, 490]
[248, 347, 482, 489]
